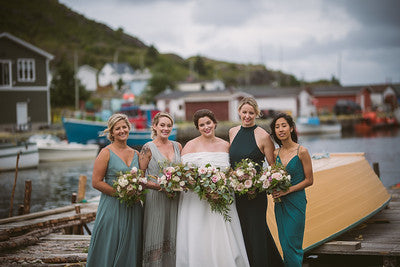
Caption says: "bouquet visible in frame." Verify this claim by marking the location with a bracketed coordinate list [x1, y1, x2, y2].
[229, 158, 261, 199]
[113, 166, 148, 206]
[193, 163, 234, 221]
[157, 162, 198, 199]
[260, 163, 292, 202]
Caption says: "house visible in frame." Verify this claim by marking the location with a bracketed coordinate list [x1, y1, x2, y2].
[77, 64, 98, 92]
[0, 32, 54, 131]
[155, 89, 250, 122]
[128, 68, 152, 96]
[98, 62, 135, 88]
[177, 79, 225, 92]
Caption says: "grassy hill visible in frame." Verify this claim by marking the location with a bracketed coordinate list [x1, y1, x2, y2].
[0, 0, 314, 95]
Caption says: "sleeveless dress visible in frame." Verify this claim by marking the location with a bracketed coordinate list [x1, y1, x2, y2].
[86, 149, 142, 267]
[142, 141, 180, 267]
[275, 146, 307, 267]
[229, 125, 284, 267]
[176, 152, 250, 267]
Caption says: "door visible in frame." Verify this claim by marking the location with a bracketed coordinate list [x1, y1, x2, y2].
[16, 102, 28, 131]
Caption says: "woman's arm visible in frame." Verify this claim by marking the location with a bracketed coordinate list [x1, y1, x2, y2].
[261, 131, 275, 166]
[92, 148, 115, 196]
[273, 146, 313, 198]
[139, 143, 161, 190]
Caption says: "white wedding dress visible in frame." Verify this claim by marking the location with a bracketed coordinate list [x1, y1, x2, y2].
[176, 152, 250, 267]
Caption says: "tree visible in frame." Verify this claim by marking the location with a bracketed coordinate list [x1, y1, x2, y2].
[145, 45, 159, 67]
[50, 57, 90, 108]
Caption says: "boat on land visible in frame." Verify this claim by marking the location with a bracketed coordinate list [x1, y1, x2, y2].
[0, 142, 39, 171]
[266, 152, 391, 256]
[62, 117, 177, 148]
[296, 116, 342, 135]
[28, 134, 99, 162]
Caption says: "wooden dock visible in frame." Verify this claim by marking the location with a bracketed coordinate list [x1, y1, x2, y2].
[304, 187, 400, 267]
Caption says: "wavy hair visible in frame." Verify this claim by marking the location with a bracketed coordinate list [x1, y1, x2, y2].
[238, 96, 261, 118]
[270, 112, 298, 147]
[101, 113, 131, 142]
[193, 109, 217, 129]
[151, 112, 174, 139]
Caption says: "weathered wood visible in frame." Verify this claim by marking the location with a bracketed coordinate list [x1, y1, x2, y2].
[71, 192, 77, 204]
[17, 205, 24, 216]
[8, 152, 20, 218]
[77, 175, 87, 202]
[23, 180, 32, 214]
[320, 241, 361, 251]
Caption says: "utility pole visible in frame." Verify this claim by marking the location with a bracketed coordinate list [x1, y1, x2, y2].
[74, 50, 79, 110]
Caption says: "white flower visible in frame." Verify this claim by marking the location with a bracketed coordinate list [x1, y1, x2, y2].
[262, 179, 271, 189]
[280, 170, 285, 174]
[248, 162, 254, 168]
[117, 185, 121, 192]
[132, 178, 137, 183]
[236, 169, 244, 177]
[198, 167, 207, 175]
[138, 185, 143, 191]
[259, 175, 267, 181]
[118, 178, 129, 187]
[287, 175, 291, 181]
[179, 181, 185, 186]
[268, 166, 272, 171]
[131, 167, 138, 174]
[265, 171, 271, 177]
[127, 184, 134, 192]
[244, 180, 253, 188]
[173, 176, 180, 182]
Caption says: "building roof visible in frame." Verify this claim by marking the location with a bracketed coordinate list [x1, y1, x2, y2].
[241, 85, 302, 98]
[0, 32, 54, 60]
[107, 62, 135, 74]
[155, 88, 250, 100]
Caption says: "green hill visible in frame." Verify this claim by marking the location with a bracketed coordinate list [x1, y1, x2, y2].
[0, 0, 314, 99]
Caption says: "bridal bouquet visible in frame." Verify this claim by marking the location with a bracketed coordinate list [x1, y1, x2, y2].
[157, 162, 197, 199]
[193, 164, 234, 222]
[260, 163, 292, 202]
[113, 166, 148, 206]
[229, 158, 261, 199]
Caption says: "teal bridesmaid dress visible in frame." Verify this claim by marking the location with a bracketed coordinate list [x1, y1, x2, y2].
[86, 149, 143, 267]
[275, 146, 307, 267]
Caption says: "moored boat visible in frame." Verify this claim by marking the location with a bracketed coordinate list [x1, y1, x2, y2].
[62, 117, 177, 147]
[0, 142, 39, 171]
[28, 134, 99, 162]
[296, 117, 342, 135]
[266, 152, 391, 255]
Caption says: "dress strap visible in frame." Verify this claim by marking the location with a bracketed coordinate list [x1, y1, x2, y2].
[297, 144, 301, 155]
[278, 147, 281, 157]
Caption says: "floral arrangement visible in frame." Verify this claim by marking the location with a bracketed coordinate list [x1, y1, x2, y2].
[113, 166, 148, 206]
[193, 163, 234, 221]
[229, 158, 261, 199]
[157, 162, 197, 199]
[259, 163, 292, 202]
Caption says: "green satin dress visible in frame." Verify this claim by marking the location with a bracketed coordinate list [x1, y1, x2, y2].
[230, 125, 283, 267]
[275, 145, 307, 267]
[86, 149, 143, 267]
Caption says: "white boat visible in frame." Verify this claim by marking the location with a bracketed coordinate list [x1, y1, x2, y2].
[28, 135, 99, 162]
[0, 142, 39, 171]
[296, 117, 342, 135]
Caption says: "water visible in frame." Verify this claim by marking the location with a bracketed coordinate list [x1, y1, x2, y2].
[1, 129, 399, 219]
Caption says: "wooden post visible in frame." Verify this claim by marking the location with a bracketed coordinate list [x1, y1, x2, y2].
[373, 162, 380, 178]
[23, 180, 32, 214]
[73, 205, 83, 235]
[77, 175, 87, 202]
[9, 152, 20, 217]
[18, 205, 24, 216]
[71, 193, 77, 204]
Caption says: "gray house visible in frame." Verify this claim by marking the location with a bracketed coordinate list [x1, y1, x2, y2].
[0, 32, 54, 131]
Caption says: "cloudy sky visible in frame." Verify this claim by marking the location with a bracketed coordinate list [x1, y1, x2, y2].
[59, 0, 400, 86]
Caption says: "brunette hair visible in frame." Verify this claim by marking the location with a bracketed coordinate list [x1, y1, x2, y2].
[151, 112, 174, 139]
[193, 109, 217, 129]
[101, 113, 131, 142]
[270, 113, 298, 146]
[238, 96, 261, 117]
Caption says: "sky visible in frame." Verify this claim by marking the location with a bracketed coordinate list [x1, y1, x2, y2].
[59, 0, 400, 86]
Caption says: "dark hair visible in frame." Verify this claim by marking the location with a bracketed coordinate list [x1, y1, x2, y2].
[270, 112, 298, 146]
[193, 109, 217, 129]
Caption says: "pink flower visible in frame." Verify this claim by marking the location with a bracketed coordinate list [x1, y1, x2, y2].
[244, 180, 253, 188]
[271, 172, 283, 181]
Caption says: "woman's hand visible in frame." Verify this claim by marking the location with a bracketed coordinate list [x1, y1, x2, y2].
[272, 188, 290, 199]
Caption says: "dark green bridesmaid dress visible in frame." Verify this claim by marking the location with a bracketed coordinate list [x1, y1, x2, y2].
[229, 125, 283, 267]
[86, 149, 143, 267]
[275, 146, 307, 267]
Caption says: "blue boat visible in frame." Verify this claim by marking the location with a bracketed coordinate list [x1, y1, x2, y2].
[62, 117, 177, 148]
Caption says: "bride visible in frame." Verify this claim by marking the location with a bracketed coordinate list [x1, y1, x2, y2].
[176, 109, 250, 267]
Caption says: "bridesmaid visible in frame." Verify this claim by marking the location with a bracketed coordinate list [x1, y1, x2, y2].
[270, 113, 313, 267]
[139, 112, 182, 267]
[87, 113, 142, 267]
[229, 97, 284, 267]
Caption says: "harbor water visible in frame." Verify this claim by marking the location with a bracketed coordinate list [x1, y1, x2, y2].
[1, 128, 399, 219]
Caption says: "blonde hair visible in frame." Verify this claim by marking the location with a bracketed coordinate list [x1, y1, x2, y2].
[238, 96, 261, 117]
[101, 113, 131, 142]
[151, 112, 174, 139]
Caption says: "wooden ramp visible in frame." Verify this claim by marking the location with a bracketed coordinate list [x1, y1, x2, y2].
[266, 153, 392, 256]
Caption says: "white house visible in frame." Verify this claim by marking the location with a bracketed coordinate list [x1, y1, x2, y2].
[77, 65, 97, 92]
[98, 62, 135, 88]
[129, 68, 152, 96]
[177, 79, 225, 92]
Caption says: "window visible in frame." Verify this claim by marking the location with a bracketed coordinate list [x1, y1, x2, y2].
[17, 59, 35, 82]
[0, 60, 12, 86]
